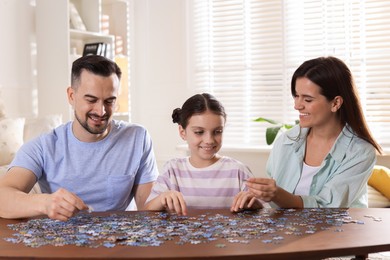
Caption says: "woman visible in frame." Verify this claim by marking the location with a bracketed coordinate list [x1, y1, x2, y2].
[244, 56, 382, 208]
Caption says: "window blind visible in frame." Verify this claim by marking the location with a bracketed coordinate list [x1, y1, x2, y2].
[189, 0, 390, 150]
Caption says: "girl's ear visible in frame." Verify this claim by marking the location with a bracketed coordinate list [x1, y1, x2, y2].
[331, 96, 343, 112]
[179, 125, 186, 140]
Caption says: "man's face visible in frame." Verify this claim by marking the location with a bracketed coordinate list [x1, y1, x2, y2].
[67, 70, 120, 142]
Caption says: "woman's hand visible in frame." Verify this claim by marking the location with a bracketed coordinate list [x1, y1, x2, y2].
[245, 178, 277, 202]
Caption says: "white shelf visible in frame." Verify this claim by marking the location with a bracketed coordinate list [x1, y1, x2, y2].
[69, 29, 115, 41]
[70, 29, 115, 58]
[36, 0, 131, 121]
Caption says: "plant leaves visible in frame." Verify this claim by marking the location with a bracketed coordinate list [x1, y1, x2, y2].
[283, 124, 295, 130]
[283, 120, 300, 129]
[253, 117, 279, 125]
[254, 118, 299, 145]
[266, 126, 281, 145]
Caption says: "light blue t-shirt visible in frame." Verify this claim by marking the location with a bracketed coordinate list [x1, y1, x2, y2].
[10, 120, 159, 211]
[267, 124, 376, 208]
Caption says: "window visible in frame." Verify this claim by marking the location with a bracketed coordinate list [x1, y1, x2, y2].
[188, 0, 390, 150]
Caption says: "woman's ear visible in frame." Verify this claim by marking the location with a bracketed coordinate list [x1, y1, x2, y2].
[179, 125, 186, 140]
[331, 96, 343, 112]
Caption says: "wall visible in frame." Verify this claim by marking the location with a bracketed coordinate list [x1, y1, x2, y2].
[132, 0, 190, 170]
[0, 0, 36, 118]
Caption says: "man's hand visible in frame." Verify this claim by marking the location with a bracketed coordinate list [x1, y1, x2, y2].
[43, 188, 89, 221]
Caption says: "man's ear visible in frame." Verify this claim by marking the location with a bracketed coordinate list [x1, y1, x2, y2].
[67, 86, 74, 105]
[332, 96, 343, 112]
[179, 125, 186, 140]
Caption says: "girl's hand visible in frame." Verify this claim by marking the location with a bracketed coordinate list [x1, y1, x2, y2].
[231, 191, 263, 212]
[159, 191, 187, 215]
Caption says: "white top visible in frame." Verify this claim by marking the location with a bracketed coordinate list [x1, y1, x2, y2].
[294, 162, 321, 196]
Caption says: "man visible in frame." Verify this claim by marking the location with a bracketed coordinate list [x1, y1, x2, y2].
[0, 55, 158, 221]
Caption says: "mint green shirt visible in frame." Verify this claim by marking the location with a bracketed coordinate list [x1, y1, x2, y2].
[266, 125, 376, 208]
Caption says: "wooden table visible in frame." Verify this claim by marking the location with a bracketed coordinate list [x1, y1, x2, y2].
[0, 208, 389, 260]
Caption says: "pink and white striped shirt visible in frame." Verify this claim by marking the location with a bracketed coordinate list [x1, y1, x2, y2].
[146, 156, 253, 209]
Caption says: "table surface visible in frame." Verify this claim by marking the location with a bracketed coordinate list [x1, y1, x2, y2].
[0, 208, 389, 260]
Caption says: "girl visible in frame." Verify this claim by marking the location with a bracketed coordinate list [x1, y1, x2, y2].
[144, 93, 263, 215]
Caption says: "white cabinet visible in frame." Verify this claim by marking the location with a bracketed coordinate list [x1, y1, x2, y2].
[36, 0, 131, 122]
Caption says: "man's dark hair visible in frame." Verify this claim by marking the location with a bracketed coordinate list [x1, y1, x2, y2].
[71, 55, 122, 87]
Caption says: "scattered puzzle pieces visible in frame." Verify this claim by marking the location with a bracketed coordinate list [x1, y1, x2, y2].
[3, 209, 365, 248]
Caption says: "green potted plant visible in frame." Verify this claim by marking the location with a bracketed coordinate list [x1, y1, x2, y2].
[254, 117, 299, 145]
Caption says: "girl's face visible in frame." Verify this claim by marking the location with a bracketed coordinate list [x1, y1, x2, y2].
[179, 110, 225, 168]
[293, 77, 342, 129]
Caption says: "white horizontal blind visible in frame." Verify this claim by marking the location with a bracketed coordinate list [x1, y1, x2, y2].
[189, 0, 287, 147]
[362, 1, 390, 150]
[189, 0, 390, 150]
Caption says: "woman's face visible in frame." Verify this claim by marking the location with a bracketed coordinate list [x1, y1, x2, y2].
[179, 110, 225, 168]
[293, 77, 340, 129]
